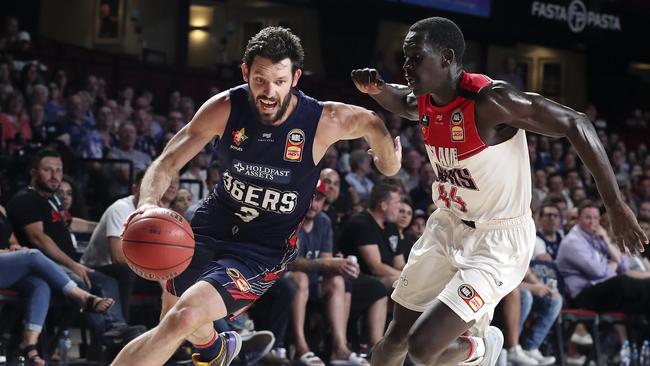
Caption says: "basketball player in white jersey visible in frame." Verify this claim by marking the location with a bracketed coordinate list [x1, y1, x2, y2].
[351, 17, 648, 366]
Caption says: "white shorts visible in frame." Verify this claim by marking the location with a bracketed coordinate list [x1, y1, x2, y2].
[391, 209, 535, 335]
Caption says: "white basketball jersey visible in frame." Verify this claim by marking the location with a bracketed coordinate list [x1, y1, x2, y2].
[417, 72, 532, 222]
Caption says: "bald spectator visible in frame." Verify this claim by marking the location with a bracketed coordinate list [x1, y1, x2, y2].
[132, 108, 161, 158]
[106, 121, 151, 198]
[80, 106, 114, 158]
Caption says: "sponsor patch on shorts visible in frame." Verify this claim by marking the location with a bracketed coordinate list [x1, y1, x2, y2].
[458, 284, 484, 313]
[227, 268, 251, 293]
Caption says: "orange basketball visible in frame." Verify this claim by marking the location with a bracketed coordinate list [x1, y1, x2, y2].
[122, 208, 195, 281]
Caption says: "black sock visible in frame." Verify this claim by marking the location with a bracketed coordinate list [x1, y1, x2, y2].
[192, 331, 224, 361]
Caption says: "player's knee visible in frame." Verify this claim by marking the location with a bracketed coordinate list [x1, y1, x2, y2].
[166, 304, 204, 335]
[407, 327, 441, 365]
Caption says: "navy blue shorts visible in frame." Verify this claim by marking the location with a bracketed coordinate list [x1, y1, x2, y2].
[166, 232, 298, 317]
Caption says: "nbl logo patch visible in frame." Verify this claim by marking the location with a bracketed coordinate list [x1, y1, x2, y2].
[450, 110, 465, 142]
[284, 128, 305, 162]
[458, 284, 484, 313]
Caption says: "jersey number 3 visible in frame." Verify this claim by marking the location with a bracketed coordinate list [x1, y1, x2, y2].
[437, 184, 467, 212]
[236, 206, 260, 222]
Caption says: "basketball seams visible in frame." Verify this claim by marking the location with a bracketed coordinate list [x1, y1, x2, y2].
[129, 215, 195, 239]
[122, 239, 194, 249]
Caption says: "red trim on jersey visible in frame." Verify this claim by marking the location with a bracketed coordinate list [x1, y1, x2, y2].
[417, 71, 492, 160]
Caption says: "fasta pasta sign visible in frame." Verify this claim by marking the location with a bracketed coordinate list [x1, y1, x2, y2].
[531, 0, 621, 33]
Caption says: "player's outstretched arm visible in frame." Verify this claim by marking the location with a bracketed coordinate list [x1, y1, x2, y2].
[351, 68, 418, 121]
[479, 82, 649, 253]
[315, 102, 401, 176]
[138, 92, 231, 210]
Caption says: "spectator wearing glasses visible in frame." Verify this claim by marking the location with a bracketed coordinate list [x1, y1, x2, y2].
[533, 204, 564, 261]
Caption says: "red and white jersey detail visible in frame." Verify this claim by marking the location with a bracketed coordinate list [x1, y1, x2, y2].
[417, 71, 531, 222]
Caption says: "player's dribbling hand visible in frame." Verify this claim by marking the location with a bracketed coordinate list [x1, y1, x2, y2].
[351, 68, 385, 95]
[608, 202, 649, 254]
[121, 203, 160, 236]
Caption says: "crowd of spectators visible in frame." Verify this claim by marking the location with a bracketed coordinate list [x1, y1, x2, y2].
[1, 15, 650, 366]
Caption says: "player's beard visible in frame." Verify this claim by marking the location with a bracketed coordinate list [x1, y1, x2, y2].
[249, 89, 293, 126]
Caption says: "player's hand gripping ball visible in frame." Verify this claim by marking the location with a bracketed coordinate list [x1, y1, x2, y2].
[121, 208, 195, 281]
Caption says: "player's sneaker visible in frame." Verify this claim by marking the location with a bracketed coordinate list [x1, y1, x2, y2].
[192, 331, 242, 366]
[479, 326, 504, 366]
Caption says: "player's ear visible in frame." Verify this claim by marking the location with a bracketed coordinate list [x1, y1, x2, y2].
[241, 63, 249, 83]
[440, 48, 454, 68]
[291, 68, 302, 87]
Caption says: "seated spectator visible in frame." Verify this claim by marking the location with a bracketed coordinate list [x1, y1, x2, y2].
[396, 197, 416, 259]
[557, 202, 650, 316]
[345, 149, 374, 208]
[533, 204, 563, 261]
[0, 247, 113, 365]
[171, 188, 193, 218]
[288, 181, 367, 366]
[133, 108, 161, 159]
[180, 148, 210, 201]
[55, 93, 94, 153]
[548, 174, 573, 209]
[499, 289, 540, 366]
[81, 172, 150, 322]
[107, 121, 152, 198]
[7, 149, 138, 341]
[0, 183, 113, 365]
[518, 268, 561, 365]
[79, 106, 115, 158]
[409, 163, 434, 212]
[340, 183, 405, 290]
[639, 200, 650, 220]
[396, 149, 423, 191]
[0, 91, 32, 155]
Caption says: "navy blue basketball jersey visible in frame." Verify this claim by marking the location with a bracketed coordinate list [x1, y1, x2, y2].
[194, 84, 324, 251]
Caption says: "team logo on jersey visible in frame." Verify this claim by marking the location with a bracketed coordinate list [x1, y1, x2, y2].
[227, 268, 251, 293]
[458, 284, 484, 313]
[232, 128, 248, 146]
[450, 110, 465, 142]
[435, 114, 444, 123]
[420, 114, 430, 127]
[284, 128, 305, 162]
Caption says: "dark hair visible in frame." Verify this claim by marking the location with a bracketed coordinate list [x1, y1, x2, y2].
[369, 183, 400, 210]
[409, 17, 465, 65]
[31, 148, 61, 169]
[577, 200, 600, 216]
[539, 203, 560, 216]
[62, 175, 88, 218]
[543, 193, 567, 206]
[242, 27, 304, 72]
